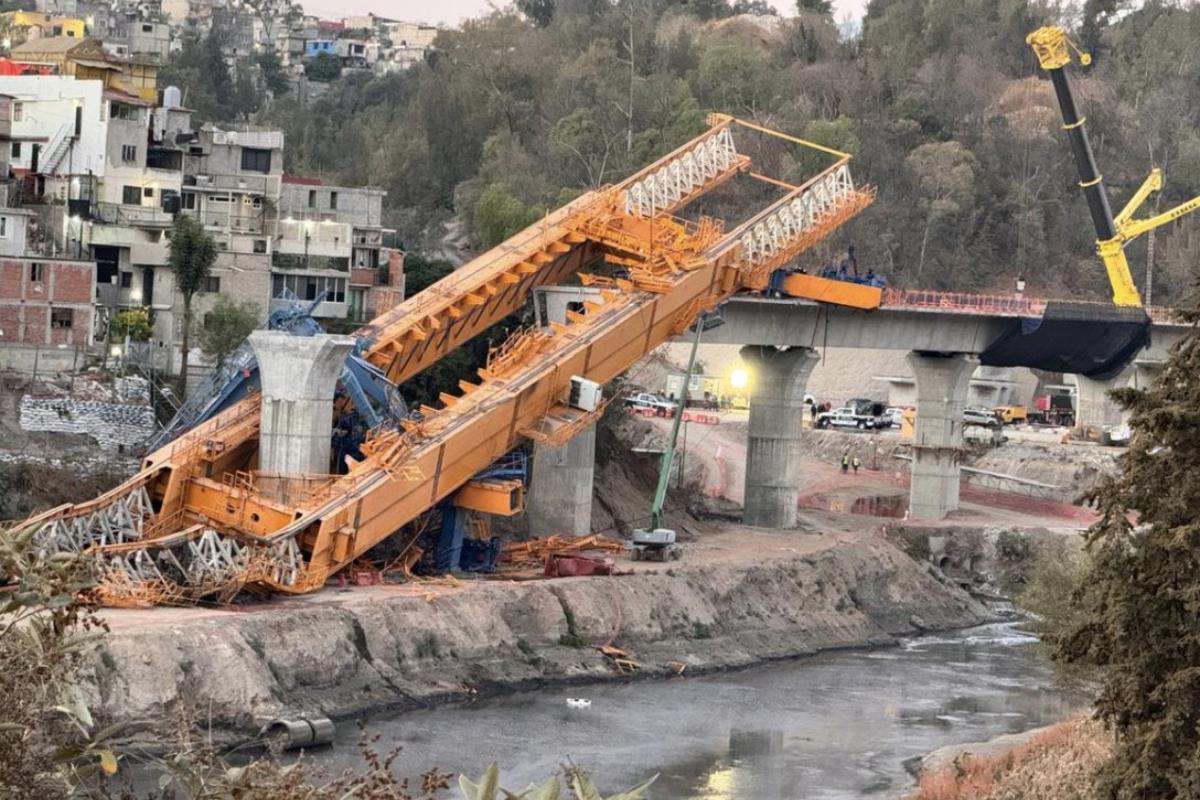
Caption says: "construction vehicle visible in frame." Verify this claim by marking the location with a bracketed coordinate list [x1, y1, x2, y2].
[993, 405, 1028, 425]
[1030, 393, 1075, 427]
[11, 114, 875, 605]
[630, 317, 705, 562]
[1027, 27, 1200, 308]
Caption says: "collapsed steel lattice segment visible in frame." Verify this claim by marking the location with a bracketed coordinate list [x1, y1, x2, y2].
[10, 117, 873, 605]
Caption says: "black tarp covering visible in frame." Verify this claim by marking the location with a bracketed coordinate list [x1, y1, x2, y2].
[980, 301, 1151, 380]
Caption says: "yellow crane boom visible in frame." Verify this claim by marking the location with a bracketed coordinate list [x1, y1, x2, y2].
[1028, 26, 1200, 307]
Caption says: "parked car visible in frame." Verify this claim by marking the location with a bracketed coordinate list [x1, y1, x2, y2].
[816, 406, 884, 430]
[963, 406, 1001, 429]
[623, 392, 675, 415]
[882, 407, 904, 428]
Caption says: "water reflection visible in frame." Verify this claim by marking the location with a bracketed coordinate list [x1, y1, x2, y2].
[309, 622, 1085, 799]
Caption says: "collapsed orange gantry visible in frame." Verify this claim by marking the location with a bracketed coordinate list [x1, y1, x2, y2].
[14, 115, 874, 605]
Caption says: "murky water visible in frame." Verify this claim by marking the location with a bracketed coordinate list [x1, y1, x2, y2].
[305, 622, 1086, 799]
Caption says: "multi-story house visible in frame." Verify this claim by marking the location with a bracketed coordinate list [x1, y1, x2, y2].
[9, 36, 158, 101]
[0, 93, 95, 354]
[274, 175, 387, 321]
[176, 122, 280, 350]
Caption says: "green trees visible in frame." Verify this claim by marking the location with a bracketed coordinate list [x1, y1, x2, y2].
[151, 0, 1200, 304]
[516, 0, 555, 27]
[1052, 308, 1200, 798]
[167, 216, 217, 398]
[198, 297, 260, 368]
[110, 309, 152, 342]
[305, 52, 342, 82]
[796, 0, 833, 13]
[473, 184, 542, 250]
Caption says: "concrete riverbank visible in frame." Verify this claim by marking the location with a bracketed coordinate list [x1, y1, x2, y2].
[86, 528, 995, 741]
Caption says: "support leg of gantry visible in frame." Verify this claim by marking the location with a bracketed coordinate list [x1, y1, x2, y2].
[249, 331, 356, 476]
[741, 346, 819, 529]
[527, 424, 596, 537]
[908, 352, 978, 521]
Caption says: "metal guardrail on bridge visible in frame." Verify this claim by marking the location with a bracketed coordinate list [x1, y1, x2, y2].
[881, 288, 1177, 323]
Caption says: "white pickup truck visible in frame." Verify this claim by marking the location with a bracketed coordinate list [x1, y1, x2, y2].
[623, 392, 676, 415]
[816, 406, 885, 431]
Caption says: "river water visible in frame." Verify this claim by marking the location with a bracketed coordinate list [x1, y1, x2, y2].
[305, 622, 1085, 799]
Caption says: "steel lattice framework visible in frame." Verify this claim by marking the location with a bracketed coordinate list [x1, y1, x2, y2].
[738, 163, 859, 269]
[32, 485, 155, 554]
[623, 126, 741, 218]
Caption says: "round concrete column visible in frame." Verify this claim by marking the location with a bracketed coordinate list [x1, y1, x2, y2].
[249, 331, 356, 477]
[907, 352, 978, 520]
[741, 345, 819, 529]
[1073, 366, 1135, 429]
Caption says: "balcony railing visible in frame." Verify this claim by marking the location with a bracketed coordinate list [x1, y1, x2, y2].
[94, 202, 175, 228]
[271, 252, 349, 272]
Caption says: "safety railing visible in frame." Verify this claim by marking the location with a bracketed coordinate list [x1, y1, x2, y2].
[881, 288, 1048, 317]
[883, 288, 1180, 323]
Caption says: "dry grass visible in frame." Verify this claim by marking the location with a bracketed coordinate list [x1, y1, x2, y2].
[908, 717, 1111, 800]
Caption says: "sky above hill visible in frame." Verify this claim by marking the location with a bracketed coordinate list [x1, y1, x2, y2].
[304, 0, 869, 27]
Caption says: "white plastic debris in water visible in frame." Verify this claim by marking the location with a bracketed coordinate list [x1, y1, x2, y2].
[566, 698, 592, 709]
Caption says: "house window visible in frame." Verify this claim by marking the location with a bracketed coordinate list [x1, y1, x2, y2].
[202, 276, 220, 293]
[122, 185, 142, 205]
[12, 103, 22, 122]
[120, 272, 132, 288]
[308, 189, 316, 207]
[0, 216, 7, 238]
[240, 147, 271, 173]
[181, 192, 196, 210]
[329, 191, 338, 210]
[51, 308, 73, 328]
[122, 144, 137, 163]
[10, 142, 20, 159]
[271, 274, 346, 303]
[142, 23, 152, 32]
[111, 103, 140, 121]
[253, 239, 267, 253]
[29, 263, 43, 282]
[143, 186, 154, 198]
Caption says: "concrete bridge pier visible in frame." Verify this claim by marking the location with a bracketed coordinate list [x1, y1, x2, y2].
[742, 345, 819, 529]
[908, 352, 977, 520]
[528, 426, 596, 537]
[1073, 361, 1162, 429]
[249, 331, 356, 476]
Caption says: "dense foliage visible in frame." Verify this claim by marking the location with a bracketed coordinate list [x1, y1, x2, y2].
[1053, 295, 1200, 799]
[197, 297, 260, 367]
[154, 0, 1200, 305]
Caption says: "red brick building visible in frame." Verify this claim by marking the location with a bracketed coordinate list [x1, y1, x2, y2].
[0, 257, 95, 346]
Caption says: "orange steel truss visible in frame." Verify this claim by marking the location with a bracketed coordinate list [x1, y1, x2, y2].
[11, 115, 875, 605]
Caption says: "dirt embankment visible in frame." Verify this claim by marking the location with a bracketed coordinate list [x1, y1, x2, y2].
[88, 533, 992, 741]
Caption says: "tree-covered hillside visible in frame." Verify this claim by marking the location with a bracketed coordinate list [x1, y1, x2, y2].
[174, 0, 1200, 305]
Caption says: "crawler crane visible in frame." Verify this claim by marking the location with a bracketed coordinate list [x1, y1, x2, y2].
[13, 115, 875, 605]
[1027, 26, 1200, 307]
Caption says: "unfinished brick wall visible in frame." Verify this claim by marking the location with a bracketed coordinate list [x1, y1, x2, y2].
[0, 258, 95, 347]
